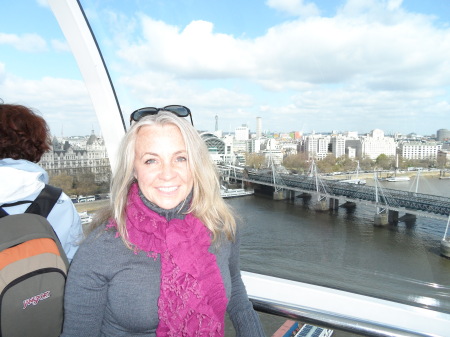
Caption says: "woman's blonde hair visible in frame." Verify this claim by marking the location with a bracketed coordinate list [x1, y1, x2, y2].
[88, 111, 236, 248]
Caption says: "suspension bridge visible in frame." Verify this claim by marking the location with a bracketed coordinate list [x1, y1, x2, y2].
[218, 164, 450, 223]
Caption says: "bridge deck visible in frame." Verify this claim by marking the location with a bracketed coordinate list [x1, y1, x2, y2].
[230, 171, 450, 220]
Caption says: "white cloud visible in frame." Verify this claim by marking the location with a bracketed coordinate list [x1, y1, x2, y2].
[51, 39, 70, 52]
[387, 0, 403, 11]
[0, 33, 47, 52]
[107, 1, 450, 134]
[115, 6, 450, 90]
[265, 0, 320, 17]
[0, 72, 97, 136]
[36, 0, 49, 8]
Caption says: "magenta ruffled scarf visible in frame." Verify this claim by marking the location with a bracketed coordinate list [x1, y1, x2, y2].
[107, 184, 228, 336]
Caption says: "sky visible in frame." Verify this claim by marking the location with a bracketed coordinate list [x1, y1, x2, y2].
[1, 0, 449, 137]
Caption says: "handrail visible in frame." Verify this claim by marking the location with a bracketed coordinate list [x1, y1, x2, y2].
[251, 298, 428, 337]
[241, 272, 450, 337]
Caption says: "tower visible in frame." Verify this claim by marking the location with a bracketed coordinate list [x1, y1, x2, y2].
[256, 117, 262, 139]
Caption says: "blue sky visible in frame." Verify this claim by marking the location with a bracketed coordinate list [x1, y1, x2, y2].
[1, 0, 450, 137]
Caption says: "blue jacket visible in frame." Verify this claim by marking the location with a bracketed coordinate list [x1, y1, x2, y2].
[0, 158, 82, 261]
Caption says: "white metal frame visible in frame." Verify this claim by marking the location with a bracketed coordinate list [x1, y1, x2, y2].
[48, 0, 126, 169]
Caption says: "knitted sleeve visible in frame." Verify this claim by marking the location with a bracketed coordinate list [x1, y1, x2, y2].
[227, 229, 267, 337]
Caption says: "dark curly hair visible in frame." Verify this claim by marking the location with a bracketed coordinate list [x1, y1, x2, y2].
[0, 103, 51, 162]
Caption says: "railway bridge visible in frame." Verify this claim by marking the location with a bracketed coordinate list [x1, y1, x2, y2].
[221, 168, 450, 224]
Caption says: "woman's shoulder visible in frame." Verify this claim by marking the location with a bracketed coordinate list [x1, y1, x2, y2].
[84, 224, 117, 242]
[78, 224, 122, 253]
[73, 225, 131, 264]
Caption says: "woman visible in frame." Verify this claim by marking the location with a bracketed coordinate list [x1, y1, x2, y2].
[0, 103, 82, 262]
[62, 109, 266, 336]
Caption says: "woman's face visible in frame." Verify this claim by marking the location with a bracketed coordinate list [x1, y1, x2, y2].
[133, 124, 194, 210]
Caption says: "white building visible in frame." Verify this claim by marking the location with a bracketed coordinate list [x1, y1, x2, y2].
[235, 125, 250, 140]
[399, 141, 442, 160]
[251, 138, 262, 153]
[331, 135, 346, 158]
[39, 131, 110, 182]
[280, 142, 298, 156]
[256, 117, 262, 139]
[266, 138, 279, 151]
[344, 131, 359, 139]
[263, 150, 283, 166]
[357, 129, 396, 160]
[346, 147, 356, 159]
[304, 134, 330, 160]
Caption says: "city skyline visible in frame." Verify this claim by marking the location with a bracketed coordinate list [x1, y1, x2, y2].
[1, 0, 450, 137]
[56, 120, 448, 140]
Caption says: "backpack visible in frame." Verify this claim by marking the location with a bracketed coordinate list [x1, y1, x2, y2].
[0, 184, 69, 337]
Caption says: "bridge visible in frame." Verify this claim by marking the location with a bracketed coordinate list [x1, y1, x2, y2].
[220, 166, 450, 222]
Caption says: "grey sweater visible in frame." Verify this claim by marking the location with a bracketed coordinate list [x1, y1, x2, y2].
[61, 201, 265, 336]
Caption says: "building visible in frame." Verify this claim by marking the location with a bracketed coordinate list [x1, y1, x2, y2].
[437, 129, 450, 141]
[330, 135, 346, 158]
[256, 117, 262, 139]
[39, 130, 110, 182]
[346, 147, 356, 159]
[263, 150, 283, 166]
[399, 141, 442, 160]
[302, 134, 330, 160]
[347, 129, 396, 160]
[201, 132, 236, 164]
[235, 124, 250, 140]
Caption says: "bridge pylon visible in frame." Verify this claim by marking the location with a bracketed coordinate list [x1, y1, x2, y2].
[308, 160, 333, 211]
[268, 152, 289, 200]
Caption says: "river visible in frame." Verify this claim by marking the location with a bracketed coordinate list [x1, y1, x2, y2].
[224, 174, 450, 336]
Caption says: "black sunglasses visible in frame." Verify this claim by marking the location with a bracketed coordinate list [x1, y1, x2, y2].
[129, 105, 193, 126]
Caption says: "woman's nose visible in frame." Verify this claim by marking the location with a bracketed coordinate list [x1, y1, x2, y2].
[160, 161, 176, 179]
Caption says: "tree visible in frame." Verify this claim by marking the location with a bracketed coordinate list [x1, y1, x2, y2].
[49, 174, 76, 196]
[316, 155, 336, 173]
[359, 157, 375, 171]
[375, 154, 392, 170]
[283, 153, 309, 173]
[245, 153, 265, 169]
[74, 173, 98, 196]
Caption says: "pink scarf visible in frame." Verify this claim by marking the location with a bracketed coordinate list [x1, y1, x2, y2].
[108, 183, 228, 336]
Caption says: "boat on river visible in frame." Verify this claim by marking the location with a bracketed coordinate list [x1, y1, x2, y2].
[338, 161, 366, 185]
[386, 176, 410, 182]
[339, 178, 367, 185]
[78, 211, 93, 225]
[387, 155, 411, 182]
[220, 188, 254, 198]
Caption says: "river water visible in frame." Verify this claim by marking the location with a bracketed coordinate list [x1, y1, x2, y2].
[224, 174, 450, 333]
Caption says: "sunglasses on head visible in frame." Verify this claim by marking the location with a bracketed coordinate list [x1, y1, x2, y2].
[129, 105, 193, 126]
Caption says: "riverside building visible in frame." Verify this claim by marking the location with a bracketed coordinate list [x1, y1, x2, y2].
[39, 130, 110, 183]
[399, 141, 442, 160]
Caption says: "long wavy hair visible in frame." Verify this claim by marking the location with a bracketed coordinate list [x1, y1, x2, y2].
[89, 111, 236, 247]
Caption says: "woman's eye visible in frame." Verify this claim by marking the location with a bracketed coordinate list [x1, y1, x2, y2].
[145, 158, 157, 164]
[176, 156, 187, 162]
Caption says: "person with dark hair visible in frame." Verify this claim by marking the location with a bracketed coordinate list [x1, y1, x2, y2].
[61, 108, 266, 336]
[0, 103, 82, 261]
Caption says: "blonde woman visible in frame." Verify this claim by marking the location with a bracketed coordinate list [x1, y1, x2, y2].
[62, 108, 266, 337]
